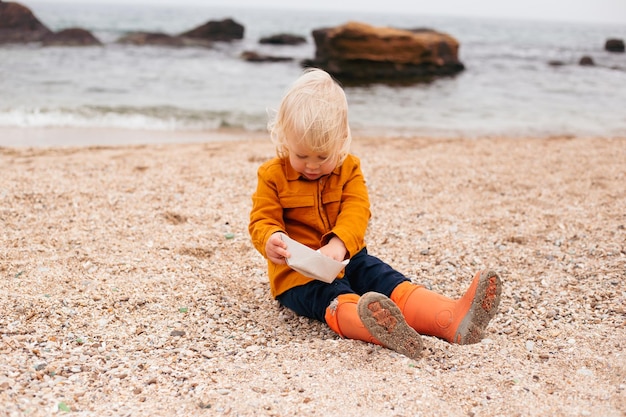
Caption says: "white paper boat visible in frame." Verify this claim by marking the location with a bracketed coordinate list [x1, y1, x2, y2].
[281, 234, 349, 283]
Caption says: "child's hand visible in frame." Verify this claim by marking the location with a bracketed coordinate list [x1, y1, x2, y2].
[319, 236, 347, 262]
[265, 232, 290, 265]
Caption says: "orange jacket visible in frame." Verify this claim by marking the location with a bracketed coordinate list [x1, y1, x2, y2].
[249, 154, 371, 297]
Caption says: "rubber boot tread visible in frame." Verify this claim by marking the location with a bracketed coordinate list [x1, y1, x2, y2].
[358, 292, 423, 360]
[453, 270, 502, 344]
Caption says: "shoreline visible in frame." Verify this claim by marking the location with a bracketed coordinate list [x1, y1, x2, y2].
[1, 132, 625, 416]
[2, 126, 626, 149]
[0, 126, 269, 148]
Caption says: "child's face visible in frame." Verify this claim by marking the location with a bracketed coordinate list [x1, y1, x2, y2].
[287, 137, 338, 181]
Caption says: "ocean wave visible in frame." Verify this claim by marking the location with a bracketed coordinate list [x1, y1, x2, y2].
[0, 105, 268, 131]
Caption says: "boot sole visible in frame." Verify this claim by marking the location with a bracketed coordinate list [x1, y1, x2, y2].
[453, 269, 502, 344]
[358, 292, 423, 360]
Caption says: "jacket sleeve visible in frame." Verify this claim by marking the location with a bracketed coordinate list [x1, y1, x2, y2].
[249, 164, 286, 259]
[326, 157, 371, 258]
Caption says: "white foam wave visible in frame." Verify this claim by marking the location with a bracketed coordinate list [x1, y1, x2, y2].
[0, 106, 268, 132]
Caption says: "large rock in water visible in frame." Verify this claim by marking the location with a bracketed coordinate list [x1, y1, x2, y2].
[302, 21, 464, 83]
[179, 18, 244, 42]
[0, 0, 52, 43]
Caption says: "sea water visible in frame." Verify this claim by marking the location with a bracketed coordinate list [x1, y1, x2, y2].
[1, 1, 625, 144]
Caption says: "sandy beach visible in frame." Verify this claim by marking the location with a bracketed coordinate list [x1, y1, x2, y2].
[1, 128, 625, 416]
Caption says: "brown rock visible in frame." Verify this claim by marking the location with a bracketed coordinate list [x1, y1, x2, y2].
[0, 1, 52, 43]
[302, 21, 464, 83]
[578, 55, 594, 66]
[42, 27, 101, 47]
[241, 50, 293, 62]
[605, 38, 624, 53]
[179, 18, 244, 42]
[259, 33, 306, 45]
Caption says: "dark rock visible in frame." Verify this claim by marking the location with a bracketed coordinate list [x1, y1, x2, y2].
[241, 50, 293, 62]
[548, 60, 566, 66]
[0, 1, 52, 43]
[605, 38, 624, 53]
[259, 33, 306, 45]
[578, 55, 594, 66]
[42, 27, 101, 46]
[179, 18, 244, 42]
[302, 21, 464, 83]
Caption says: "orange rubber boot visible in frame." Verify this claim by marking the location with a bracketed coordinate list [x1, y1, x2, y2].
[325, 293, 380, 344]
[391, 270, 502, 344]
[325, 293, 423, 360]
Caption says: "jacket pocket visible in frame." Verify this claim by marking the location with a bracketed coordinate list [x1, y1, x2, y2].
[280, 195, 314, 208]
[280, 195, 316, 226]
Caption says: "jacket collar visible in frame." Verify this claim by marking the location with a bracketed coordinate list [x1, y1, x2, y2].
[284, 158, 340, 181]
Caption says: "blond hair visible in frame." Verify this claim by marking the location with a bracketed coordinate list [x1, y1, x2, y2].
[268, 68, 352, 164]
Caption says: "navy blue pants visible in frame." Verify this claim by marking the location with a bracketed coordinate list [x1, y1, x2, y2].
[276, 247, 410, 323]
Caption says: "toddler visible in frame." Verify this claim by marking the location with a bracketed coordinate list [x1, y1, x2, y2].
[249, 68, 501, 359]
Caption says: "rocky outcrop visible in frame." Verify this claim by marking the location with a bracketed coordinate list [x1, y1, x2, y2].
[259, 33, 306, 45]
[605, 38, 624, 53]
[42, 27, 101, 46]
[179, 18, 244, 42]
[0, 0, 52, 43]
[117, 18, 244, 46]
[578, 56, 594, 66]
[302, 21, 464, 83]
